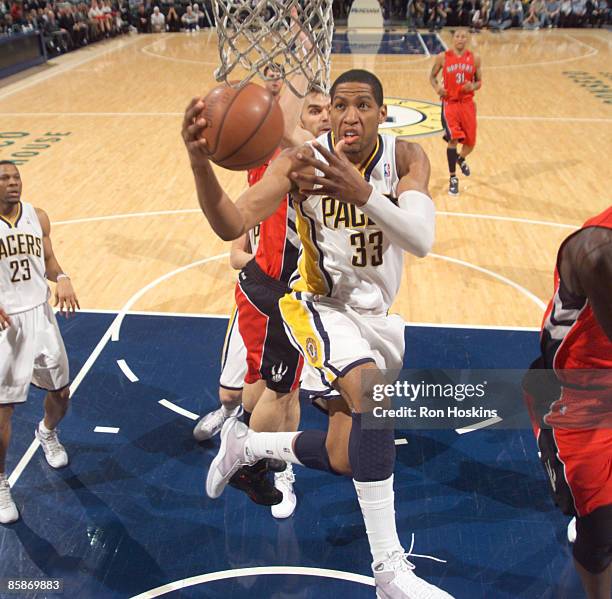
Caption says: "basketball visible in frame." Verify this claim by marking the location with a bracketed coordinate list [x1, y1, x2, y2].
[200, 82, 284, 171]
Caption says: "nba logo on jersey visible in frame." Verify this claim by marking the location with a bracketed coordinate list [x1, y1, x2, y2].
[384, 163, 391, 178]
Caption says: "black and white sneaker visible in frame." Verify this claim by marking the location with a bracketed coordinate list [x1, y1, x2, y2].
[458, 158, 470, 177]
[448, 176, 459, 196]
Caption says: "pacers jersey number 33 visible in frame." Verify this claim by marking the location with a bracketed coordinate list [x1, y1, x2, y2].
[292, 132, 403, 314]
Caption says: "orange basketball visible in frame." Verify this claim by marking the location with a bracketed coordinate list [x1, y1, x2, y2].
[200, 82, 284, 171]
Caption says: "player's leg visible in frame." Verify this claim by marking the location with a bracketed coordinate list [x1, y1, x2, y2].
[0, 404, 18, 523]
[248, 291, 304, 518]
[457, 101, 477, 177]
[0, 311, 35, 523]
[249, 387, 300, 434]
[441, 102, 462, 196]
[553, 428, 612, 599]
[574, 511, 612, 599]
[32, 304, 70, 469]
[194, 306, 246, 441]
[224, 275, 301, 509]
[241, 379, 265, 426]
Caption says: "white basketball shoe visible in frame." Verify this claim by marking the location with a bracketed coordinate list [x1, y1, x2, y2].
[35, 422, 69, 469]
[271, 464, 297, 519]
[0, 474, 18, 524]
[373, 551, 454, 599]
[193, 405, 243, 441]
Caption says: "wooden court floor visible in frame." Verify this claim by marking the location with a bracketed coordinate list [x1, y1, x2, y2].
[0, 29, 610, 328]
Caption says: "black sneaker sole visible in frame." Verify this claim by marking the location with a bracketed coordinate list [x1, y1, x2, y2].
[228, 462, 283, 506]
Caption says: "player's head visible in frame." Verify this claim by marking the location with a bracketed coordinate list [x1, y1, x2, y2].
[263, 63, 284, 97]
[329, 69, 386, 159]
[452, 29, 469, 52]
[0, 161, 22, 205]
[300, 88, 331, 137]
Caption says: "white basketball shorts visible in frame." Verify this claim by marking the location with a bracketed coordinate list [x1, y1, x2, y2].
[219, 306, 248, 390]
[0, 302, 69, 404]
[279, 291, 406, 393]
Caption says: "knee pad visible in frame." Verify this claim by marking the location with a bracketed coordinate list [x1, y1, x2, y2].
[349, 413, 395, 482]
[573, 505, 612, 574]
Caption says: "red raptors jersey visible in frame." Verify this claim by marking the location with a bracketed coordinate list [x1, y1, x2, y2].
[247, 151, 300, 283]
[540, 206, 612, 427]
[443, 49, 476, 102]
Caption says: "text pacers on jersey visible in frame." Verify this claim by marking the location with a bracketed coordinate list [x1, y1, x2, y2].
[0, 233, 42, 260]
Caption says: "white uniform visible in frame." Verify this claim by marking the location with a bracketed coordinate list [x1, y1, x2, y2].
[279, 133, 405, 390]
[219, 305, 247, 390]
[0, 202, 69, 403]
[218, 225, 262, 390]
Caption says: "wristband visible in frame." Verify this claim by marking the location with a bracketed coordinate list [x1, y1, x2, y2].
[56, 274, 70, 281]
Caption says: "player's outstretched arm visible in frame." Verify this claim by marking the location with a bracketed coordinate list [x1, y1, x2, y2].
[290, 140, 434, 258]
[183, 97, 294, 241]
[36, 207, 80, 315]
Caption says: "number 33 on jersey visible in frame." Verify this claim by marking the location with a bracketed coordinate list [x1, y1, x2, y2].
[292, 132, 403, 314]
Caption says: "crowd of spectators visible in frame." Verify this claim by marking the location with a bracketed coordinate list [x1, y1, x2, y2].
[1, 0, 609, 57]
[335, 0, 610, 29]
[0, 0, 130, 55]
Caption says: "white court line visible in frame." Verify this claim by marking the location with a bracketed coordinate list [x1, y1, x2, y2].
[49, 208, 583, 230]
[79, 308, 228, 319]
[435, 32, 448, 51]
[394, 438, 408, 446]
[0, 36, 143, 102]
[117, 359, 139, 383]
[429, 253, 547, 311]
[129, 566, 375, 599]
[7, 252, 227, 488]
[478, 115, 612, 124]
[0, 112, 182, 118]
[158, 399, 199, 421]
[455, 416, 503, 435]
[416, 33, 430, 57]
[76, 309, 542, 331]
[406, 321, 540, 332]
[94, 426, 120, 434]
[436, 211, 580, 230]
[110, 253, 229, 342]
[2, 112, 608, 124]
[53, 208, 199, 226]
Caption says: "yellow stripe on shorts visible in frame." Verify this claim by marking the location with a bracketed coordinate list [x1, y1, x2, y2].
[279, 293, 335, 384]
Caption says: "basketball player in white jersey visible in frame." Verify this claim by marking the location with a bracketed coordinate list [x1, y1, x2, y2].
[0, 161, 79, 525]
[194, 90, 332, 443]
[193, 89, 333, 517]
[183, 70, 452, 598]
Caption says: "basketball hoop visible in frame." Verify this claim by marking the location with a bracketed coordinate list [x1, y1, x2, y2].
[211, 0, 334, 97]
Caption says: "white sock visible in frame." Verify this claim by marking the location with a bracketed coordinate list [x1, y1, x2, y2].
[244, 431, 303, 465]
[39, 420, 52, 434]
[353, 475, 403, 564]
[221, 404, 240, 418]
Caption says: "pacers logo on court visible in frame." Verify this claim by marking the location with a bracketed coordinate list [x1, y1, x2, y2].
[381, 98, 443, 138]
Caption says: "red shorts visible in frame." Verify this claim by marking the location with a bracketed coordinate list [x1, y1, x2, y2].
[536, 426, 612, 517]
[235, 260, 302, 394]
[442, 100, 477, 147]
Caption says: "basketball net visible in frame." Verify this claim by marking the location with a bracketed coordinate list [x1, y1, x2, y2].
[211, 0, 334, 97]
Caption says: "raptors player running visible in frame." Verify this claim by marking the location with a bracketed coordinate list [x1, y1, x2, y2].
[183, 69, 453, 598]
[0, 161, 79, 524]
[430, 29, 482, 197]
